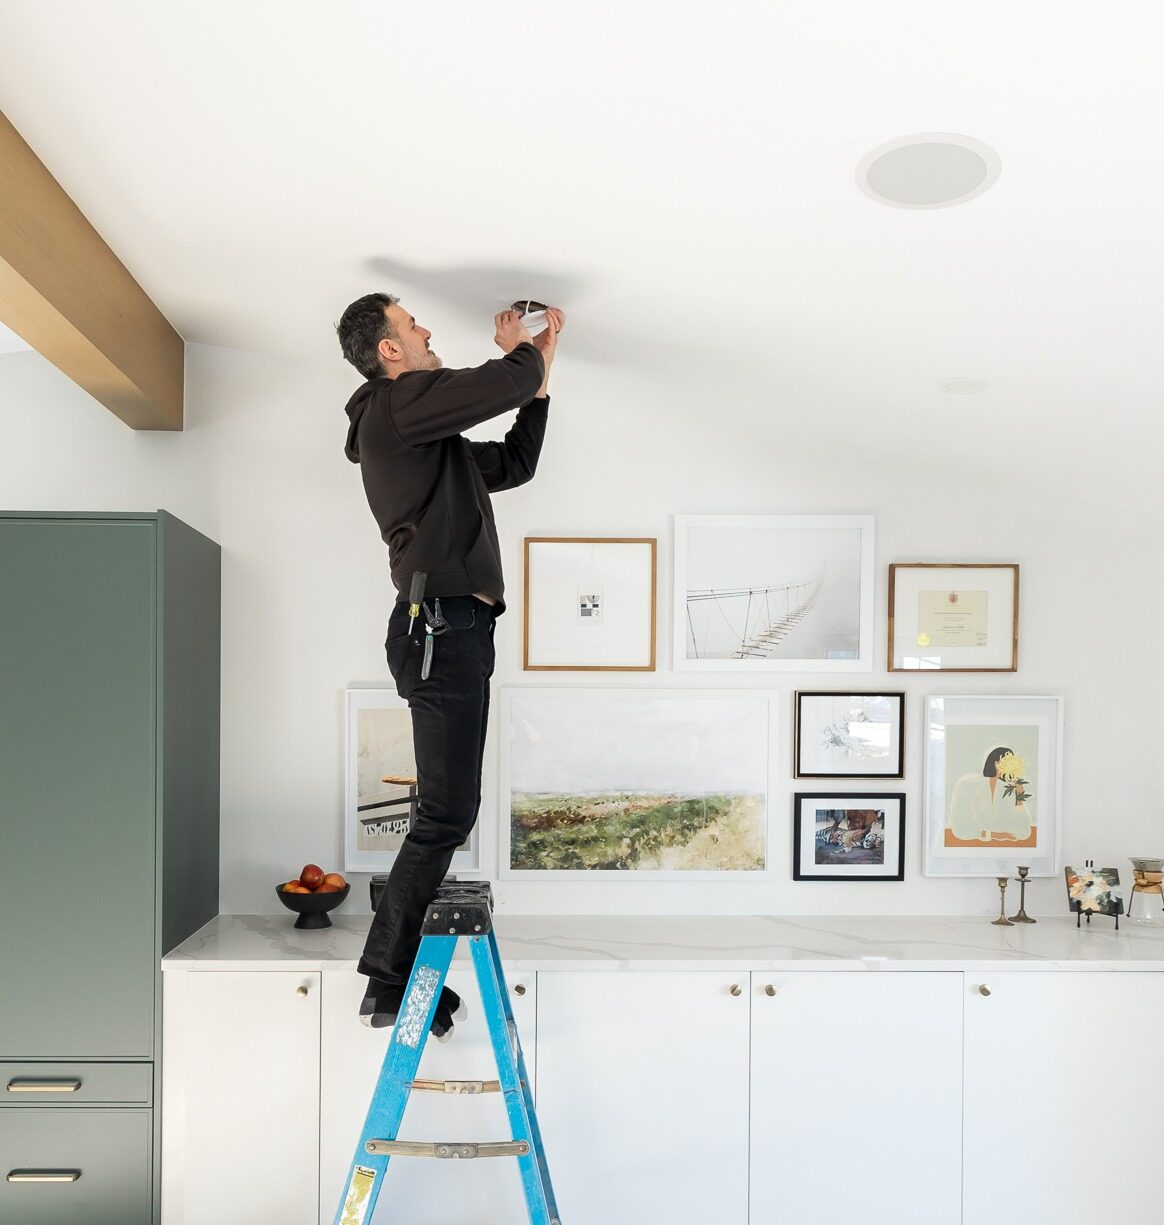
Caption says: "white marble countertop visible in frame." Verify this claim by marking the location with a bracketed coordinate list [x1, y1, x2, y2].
[160, 913, 1164, 973]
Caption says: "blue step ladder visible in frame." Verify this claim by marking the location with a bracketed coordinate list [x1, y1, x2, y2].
[333, 881, 561, 1225]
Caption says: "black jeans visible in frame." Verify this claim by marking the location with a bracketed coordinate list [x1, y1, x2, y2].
[357, 595, 496, 985]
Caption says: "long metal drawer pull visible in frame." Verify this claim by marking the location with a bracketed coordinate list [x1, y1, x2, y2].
[365, 1139, 530, 1160]
[7, 1170, 82, 1183]
[409, 1079, 501, 1095]
[7, 1079, 82, 1093]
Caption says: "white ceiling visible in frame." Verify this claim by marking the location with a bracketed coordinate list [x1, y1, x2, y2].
[0, 1, 1162, 516]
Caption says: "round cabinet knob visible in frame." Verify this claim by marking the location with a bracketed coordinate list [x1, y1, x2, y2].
[296, 985, 309, 998]
[729, 984, 743, 997]
[764, 984, 777, 997]
[978, 984, 992, 997]
[513, 983, 527, 997]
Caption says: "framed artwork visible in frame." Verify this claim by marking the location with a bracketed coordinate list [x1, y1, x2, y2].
[795, 691, 905, 778]
[524, 537, 656, 671]
[923, 694, 1062, 878]
[888, 563, 1019, 672]
[344, 687, 479, 874]
[499, 687, 776, 878]
[674, 514, 876, 672]
[792, 792, 906, 881]
[1064, 865, 1125, 922]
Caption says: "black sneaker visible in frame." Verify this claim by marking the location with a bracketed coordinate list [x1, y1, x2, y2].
[359, 980, 467, 1034]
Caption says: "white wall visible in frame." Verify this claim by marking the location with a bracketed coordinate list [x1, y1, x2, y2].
[1, 343, 1157, 920]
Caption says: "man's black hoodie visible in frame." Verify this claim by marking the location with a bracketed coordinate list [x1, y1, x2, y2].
[344, 341, 547, 614]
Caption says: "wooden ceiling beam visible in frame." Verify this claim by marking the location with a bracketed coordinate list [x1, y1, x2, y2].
[0, 110, 183, 430]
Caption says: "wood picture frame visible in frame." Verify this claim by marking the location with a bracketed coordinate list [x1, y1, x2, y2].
[523, 537, 657, 671]
[888, 563, 1020, 672]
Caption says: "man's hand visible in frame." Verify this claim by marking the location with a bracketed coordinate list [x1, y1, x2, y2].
[532, 307, 564, 397]
[494, 310, 533, 354]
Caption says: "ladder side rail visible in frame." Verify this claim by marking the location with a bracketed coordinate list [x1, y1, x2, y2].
[332, 935, 456, 1225]
[472, 934, 561, 1225]
[483, 929, 561, 1222]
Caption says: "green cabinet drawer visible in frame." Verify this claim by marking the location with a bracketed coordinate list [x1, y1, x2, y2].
[2, 1062, 152, 1106]
[1, 1107, 151, 1224]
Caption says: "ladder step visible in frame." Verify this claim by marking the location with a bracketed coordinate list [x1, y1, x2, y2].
[365, 1139, 531, 1160]
[409, 1079, 501, 1095]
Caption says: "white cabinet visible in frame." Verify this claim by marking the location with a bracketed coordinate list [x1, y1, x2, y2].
[964, 971, 1164, 1224]
[535, 971, 751, 1225]
[161, 970, 320, 1225]
[318, 967, 537, 1225]
[749, 971, 963, 1225]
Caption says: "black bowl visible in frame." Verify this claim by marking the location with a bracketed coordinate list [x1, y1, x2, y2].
[275, 882, 350, 929]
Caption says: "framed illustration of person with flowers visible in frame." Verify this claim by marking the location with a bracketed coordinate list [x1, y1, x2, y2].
[924, 694, 1063, 877]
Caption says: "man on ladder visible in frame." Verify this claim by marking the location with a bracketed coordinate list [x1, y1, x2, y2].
[337, 293, 564, 1037]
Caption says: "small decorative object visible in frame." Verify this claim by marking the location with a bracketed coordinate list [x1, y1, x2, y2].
[674, 514, 876, 672]
[1128, 857, 1164, 925]
[792, 793, 906, 881]
[888, 563, 1019, 672]
[1009, 865, 1036, 923]
[924, 694, 1063, 878]
[991, 876, 1015, 926]
[346, 687, 479, 873]
[524, 537, 657, 671]
[276, 864, 351, 930]
[1064, 861, 1124, 930]
[794, 692, 905, 779]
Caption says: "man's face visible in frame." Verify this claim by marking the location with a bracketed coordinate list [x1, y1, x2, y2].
[384, 303, 441, 372]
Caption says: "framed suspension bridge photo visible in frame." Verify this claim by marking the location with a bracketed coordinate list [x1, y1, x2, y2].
[673, 514, 876, 672]
[499, 687, 777, 878]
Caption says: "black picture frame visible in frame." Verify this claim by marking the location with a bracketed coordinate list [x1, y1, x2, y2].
[794, 691, 906, 779]
[793, 792, 907, 881]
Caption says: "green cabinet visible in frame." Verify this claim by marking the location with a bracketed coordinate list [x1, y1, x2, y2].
[0, 512, 220, 1224]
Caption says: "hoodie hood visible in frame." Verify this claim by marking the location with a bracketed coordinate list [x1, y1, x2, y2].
[343, 379, 384, 462]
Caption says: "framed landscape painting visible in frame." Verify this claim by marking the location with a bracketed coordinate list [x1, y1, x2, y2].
[674, 514, 876, 672]
[923, 694, 1062, 877]
[499, 687, 776, 878]
[344, 686, 479, 874]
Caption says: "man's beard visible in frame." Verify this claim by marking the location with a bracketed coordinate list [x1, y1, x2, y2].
[413, 342, 442, 370]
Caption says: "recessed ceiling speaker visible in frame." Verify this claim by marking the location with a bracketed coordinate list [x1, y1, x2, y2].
[857, 133, 1001, 209]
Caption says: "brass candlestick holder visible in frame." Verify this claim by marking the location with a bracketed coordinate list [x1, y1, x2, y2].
[1009, 865, 1036, 923]
[992, 876, 1015, 926]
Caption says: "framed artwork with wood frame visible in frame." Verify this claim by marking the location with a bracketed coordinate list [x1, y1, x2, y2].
[523, 537, 657, 671]
[888, 563, 1019, 672]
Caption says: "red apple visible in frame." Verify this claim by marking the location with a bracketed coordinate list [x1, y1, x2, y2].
[316, 883, 341, 893]
[283, 879, 303, 891]
[322, 873, 347, 888]
[300, 863, 325, 890]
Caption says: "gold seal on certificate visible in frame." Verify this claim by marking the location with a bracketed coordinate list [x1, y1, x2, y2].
[917, 590, 989, 647]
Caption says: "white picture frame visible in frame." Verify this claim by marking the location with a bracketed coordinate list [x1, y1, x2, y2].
[524, 537, 657, 670]
[923, 694, 1063, 878]
[344, 686, 480, 874]
[499, 686, 778, 879]
[674, 514, 876, 672]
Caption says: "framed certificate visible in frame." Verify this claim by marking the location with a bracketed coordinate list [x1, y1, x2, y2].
[888, 563, 1019, 672]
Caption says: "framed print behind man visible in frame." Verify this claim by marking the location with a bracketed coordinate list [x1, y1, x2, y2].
[924, 694, 1062, 877]
[674, 514, 876, 672]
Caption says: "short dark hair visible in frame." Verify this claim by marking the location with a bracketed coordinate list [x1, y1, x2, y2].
[336, 292, 399, 380]
[983, 746, 1014, 778]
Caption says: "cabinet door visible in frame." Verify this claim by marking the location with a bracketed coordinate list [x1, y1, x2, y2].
[160, 971, 320, 1225]
[750, 971, 962, 1225]
[319, 967, 537, 1225]
[0, 520, 157, 1058]
[964, 970, 1164, 1224]
[536, 971, 750, 1225]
